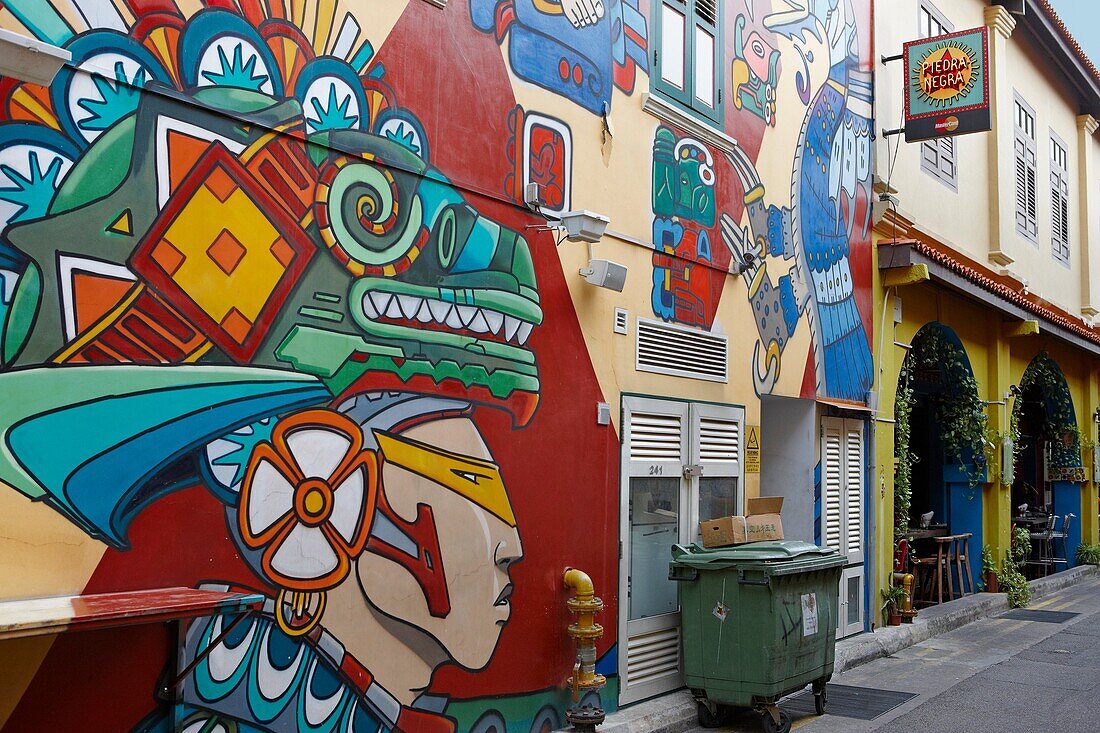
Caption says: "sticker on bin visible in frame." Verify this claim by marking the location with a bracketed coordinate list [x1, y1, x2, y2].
[801, 593, 818, 636]
[712, 601, 729, 622]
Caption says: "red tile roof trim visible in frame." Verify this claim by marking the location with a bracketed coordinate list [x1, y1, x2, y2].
[1036, 0, 1100, 93]
[884, 238, 1100, 347]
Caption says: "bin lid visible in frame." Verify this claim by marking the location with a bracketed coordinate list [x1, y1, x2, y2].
[670, 541, 840, 568]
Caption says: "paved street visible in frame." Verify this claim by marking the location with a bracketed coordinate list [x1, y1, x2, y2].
[686, 575, 1100, 733]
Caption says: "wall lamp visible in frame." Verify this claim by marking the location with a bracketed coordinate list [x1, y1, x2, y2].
[524, 184, 625, 291]
[0, 29, 70, 86]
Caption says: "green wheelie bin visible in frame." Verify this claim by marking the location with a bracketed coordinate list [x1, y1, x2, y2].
[669, 541, 847, 733]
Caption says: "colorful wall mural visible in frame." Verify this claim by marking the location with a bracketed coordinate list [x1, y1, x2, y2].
[0, 0, 873, 730]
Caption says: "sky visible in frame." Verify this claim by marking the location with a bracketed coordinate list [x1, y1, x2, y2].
[1048, 0, 1100, 66]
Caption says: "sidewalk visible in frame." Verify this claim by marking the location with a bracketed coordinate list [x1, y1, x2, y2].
[593, 565, 1098, 733]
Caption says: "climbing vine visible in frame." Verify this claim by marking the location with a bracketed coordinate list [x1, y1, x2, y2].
[893, 368, 914, 546]
[1017, 352, 1082, 469]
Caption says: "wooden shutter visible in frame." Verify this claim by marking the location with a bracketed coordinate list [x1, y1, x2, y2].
[822, 422, 843, 552]
[1014, 100, 1038, 239]
[1050, 137, 1070, 263]
[845, 421, 864, 562]
[655, 0, 691, 106]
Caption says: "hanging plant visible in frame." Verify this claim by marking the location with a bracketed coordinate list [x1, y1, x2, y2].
[907, 327, 989, 484]
[1017, 352, 1082, 469]
[893, 365, 915, 546]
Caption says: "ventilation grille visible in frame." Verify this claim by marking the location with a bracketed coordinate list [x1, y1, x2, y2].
[629, 412, 682, 462]
[625, 626, 681, 687]
[699, 417, 739, 463]
[695, 0, 718, 26]
[614, 307, 629, 335]
[636, 318, 728, 382]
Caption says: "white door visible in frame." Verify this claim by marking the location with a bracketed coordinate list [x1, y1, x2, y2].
[618, 397, 743, 705]
[821, 416, 865, 638]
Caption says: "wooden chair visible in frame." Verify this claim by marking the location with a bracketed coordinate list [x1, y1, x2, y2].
[911, 537, 955, 606]
[953, 533, 974, 597]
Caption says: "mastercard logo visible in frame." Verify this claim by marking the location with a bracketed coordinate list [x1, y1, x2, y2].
[934, 116, 960, 132]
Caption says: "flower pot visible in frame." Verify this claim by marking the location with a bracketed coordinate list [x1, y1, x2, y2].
[985, 571, 999, 593]
[900, 609, 917, 624]
[887, 612, 902, 626]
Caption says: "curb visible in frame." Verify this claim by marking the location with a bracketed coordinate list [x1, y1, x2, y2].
[589, 565, 1097, 733]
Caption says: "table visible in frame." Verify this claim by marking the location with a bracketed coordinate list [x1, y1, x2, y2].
[905, 525, 949, 541]
[1014, 515, 1051, 530]
[0, 587, 263, 640]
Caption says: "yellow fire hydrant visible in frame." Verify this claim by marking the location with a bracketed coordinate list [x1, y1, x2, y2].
[564, 568, 606, 731]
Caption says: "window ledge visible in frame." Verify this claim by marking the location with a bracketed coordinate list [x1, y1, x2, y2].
[642, 92, 736, 154]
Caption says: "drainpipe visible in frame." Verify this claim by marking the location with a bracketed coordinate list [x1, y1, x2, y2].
[563, 568, 606, 732]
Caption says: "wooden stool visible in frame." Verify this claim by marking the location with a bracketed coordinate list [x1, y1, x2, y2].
[953, 533, 974, 597]
[911, 540, 951, 607]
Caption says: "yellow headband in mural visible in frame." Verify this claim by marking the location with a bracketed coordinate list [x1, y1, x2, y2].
[374, 429, 516, 527]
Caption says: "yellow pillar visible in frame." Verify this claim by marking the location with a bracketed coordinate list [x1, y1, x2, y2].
[984, 311, 1012, 561]
[1083, 364, 1100, 546]
[872, 236, 900, 602]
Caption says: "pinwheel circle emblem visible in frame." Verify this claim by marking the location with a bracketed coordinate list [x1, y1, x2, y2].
[237, 409, 378, 592]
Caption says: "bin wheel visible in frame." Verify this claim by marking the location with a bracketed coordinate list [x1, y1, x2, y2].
[814, 689, 827, 715]
[696, 701, 723, 729]
[760, 709, 792, 733]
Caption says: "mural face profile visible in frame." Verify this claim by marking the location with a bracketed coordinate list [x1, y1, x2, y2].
[0, 4, 542, 731]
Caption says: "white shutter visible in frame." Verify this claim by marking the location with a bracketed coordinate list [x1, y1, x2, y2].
[1050, 137, 1070, 264]
[845, 421, 864, 561]
[823, 423, 843, 551]
[698, 415, 739, 464]
[629, 412, 683, 462]
[1014, 98, 1038, 239]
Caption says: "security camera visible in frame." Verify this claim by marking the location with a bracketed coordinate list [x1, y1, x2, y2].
[731, 251, 757, 275]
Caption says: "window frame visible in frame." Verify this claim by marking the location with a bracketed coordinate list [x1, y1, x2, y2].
[918, 1, 958, 189]
[1014, 93, 1039, 243]
[652, 0, 724, 127]
[1049, 131, 1070, 266]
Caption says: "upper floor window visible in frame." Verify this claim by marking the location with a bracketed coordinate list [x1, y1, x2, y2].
[653, 0, 722, 125]
[1014, 96, 1038, 241]
[919, 1, 956, 188]
[1050, 134, 1070, 264]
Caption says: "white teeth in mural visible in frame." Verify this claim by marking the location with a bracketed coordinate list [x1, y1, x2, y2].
[503, 315, 521, 341]
[483, 309, 504, 334]
[516, 320, 533, 345]
[397, 294, 420, 319]
[362, 291, 534, 345]
[427, 299, 452, 323]
[467, 309, 490, 334]
[455, 304, 478, 328]
[384, 296, 403, 319]
[445, 307, 465, 329]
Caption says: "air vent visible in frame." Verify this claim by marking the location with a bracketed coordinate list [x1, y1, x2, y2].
[625, 626, 680, 686]
[636, 318, 727, 382]
[696, 0, 717, 26]
[614, 307, 629, 335]
[629, 412, 682, 462]
[699, 417, 739, 464]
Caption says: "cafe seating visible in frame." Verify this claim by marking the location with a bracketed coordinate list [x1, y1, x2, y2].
[1027, 514, 1058, 577]
[911, 533, 974, 606]
[1050, 513, 1075, 571]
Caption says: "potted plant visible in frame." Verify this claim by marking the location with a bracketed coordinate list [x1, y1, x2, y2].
[981, 544, 998, 592]
[881, 584, 907, 626]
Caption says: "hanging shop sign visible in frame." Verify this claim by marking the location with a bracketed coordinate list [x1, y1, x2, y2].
[903, 26, 990, 142]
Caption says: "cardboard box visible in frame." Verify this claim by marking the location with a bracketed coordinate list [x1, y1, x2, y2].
[699, 497, 784, 548]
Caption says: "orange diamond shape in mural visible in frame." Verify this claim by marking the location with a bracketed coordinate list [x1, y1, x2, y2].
[207, 230, 247, 275]
[131, 144, 315, 362]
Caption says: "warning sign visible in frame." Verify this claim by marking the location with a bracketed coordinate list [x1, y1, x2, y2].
[746, 425, 761, 473]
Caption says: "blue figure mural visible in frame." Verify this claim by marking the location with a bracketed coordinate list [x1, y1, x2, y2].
[721, 0, 873, 401]
[470, 0, 648, 114]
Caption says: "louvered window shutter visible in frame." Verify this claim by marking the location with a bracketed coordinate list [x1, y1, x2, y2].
[845, 421, 864, 563]
[1050, 138, 1070, 264]
[630, 412, 683, 462]
[938, 137, 955, 181]
[823, 423, 843, 552]
[691, 0, 720, 121]
[698, 416, 739, 464]
[1014, 99, 1038, 239]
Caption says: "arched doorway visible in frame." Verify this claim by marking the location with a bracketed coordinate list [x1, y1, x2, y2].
[895, 323, 986, 583]
[1011, 353, 1083, 567]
